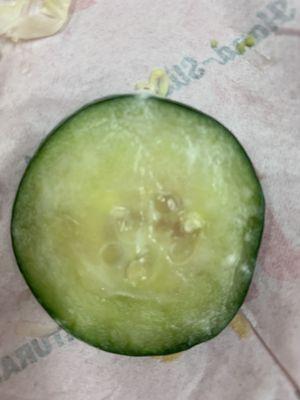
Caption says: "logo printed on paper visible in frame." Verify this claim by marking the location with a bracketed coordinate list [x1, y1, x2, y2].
[0, 329, 74, 384]
[165, 0, 295, 94]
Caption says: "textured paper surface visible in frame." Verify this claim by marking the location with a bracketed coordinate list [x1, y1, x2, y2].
[0, 1, 300, 399]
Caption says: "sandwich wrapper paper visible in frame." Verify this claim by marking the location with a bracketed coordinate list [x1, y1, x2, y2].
[0, 1, 299, 399]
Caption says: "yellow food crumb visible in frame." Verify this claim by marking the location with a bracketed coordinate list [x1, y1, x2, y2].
[230, 313, 252, 339]
[245, 34, 256, 47]
[153, 352, 182, 362]
[236, 34, 256, 55]
[236, 41, 246, 55]
[135, 68, 170, 97]
[210, 39, 218, 48]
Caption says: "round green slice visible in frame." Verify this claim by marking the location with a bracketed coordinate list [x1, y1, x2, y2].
[11, 95, 265, 356]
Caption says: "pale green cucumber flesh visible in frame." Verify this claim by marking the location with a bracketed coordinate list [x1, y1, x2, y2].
[11, 95, 264, 356]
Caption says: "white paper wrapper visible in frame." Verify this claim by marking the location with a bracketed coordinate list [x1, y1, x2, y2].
[0, 1, 299, 399]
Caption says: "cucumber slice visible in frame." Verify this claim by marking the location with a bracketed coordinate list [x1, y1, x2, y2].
[11, 95, 264, 356]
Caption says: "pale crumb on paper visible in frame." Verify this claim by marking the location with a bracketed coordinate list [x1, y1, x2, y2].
[135, 68, 170, 97]
[15, 320, 58, 337]
[244, 34, 256, 47]
[230, 313, 252, 339]
[236, 34, 256, 54]
[210, 39, 218, 48]
[236, 41, 246, 54]
[0, 0, 72, 42]
[153, 352, 182, 362]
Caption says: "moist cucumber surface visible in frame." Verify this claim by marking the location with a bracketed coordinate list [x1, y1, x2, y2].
[11, 95, 264, 356]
